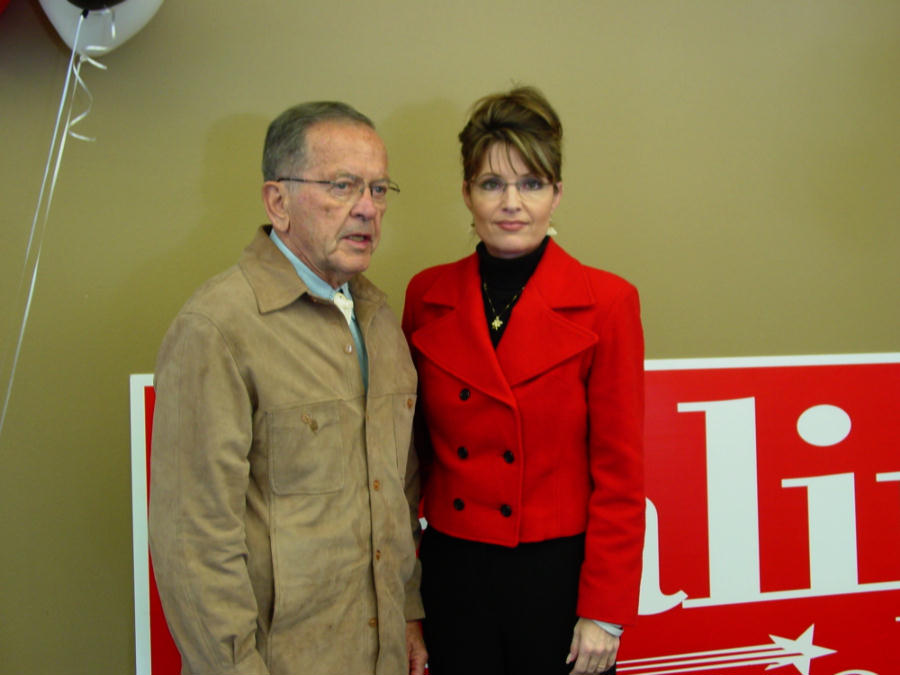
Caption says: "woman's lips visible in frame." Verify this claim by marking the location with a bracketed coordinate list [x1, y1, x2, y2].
[495, 220, 527, 230]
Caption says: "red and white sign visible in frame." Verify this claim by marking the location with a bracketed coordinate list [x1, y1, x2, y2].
[623, 353, 900, 675]
[130, 376, 180, 675]
[131, 353, 900, 675]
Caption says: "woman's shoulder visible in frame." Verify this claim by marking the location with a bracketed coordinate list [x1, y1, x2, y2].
[403, 255, 475, 334]
[406, 254, 475, 296]
[583, 265, 639, 299]
[545, 239, 639, 300]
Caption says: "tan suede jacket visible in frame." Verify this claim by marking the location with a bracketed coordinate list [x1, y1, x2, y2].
[149, 227, 423, 675]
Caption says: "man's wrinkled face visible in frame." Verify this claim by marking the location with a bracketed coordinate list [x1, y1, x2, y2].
[277, 121, 389, 288]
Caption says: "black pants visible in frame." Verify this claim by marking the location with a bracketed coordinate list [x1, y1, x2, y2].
[421, 528, 615, 675]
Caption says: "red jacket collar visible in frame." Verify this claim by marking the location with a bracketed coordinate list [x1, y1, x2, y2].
[410, 239, 598, 396]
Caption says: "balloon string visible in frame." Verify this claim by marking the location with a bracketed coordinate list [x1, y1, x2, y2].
[0, 12, 109, 441]
[69, 54, 107, 142]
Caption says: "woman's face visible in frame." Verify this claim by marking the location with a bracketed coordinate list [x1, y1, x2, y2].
[463, 143, 562, 259]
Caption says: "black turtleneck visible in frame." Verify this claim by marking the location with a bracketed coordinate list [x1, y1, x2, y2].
[477, 236, 550, 347]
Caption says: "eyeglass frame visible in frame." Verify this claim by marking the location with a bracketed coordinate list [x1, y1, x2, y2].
[276, 175, 400, 204]
[467, 175, 558, 200]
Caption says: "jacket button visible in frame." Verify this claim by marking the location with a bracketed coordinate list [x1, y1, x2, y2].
[375, 549, 382, 561]
[407, 398, 414, 409]
[373, 479, 381, 491]
[344, 344, 354, 354]
[459, 388, 470, 401]
[368, 617, 378, 627]
[453, 498, 465, 511]
[500, 504, 512, 517]
[457, 446, 468, 459]
[502, 450, 515, 464]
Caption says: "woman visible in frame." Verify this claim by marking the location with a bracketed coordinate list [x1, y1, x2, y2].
[402, 87, 645, 675]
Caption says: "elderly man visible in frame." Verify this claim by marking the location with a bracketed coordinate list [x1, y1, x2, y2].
[149, 102, 426, 675]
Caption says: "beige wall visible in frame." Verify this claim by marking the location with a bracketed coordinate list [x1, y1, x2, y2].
[1, 0, 897, 672]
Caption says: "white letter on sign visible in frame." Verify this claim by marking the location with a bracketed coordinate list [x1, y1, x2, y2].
[677, 397, 761, 604]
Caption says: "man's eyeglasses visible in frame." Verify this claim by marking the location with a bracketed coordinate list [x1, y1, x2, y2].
[277, 175, 400, 205]
[469, 176, 553, 200]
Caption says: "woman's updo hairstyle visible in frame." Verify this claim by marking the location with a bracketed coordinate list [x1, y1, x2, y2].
[459, 85, 563, 186]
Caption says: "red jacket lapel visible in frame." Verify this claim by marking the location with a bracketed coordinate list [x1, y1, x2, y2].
[409, 240, 599, 394]
[409, 254, 516, 407]
[496, 240, 599, 386]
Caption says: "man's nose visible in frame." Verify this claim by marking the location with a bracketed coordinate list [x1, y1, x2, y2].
[350, 185, 379, 219]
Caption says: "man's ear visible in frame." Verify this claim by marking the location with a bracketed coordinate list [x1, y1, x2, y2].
[262, 181, 290, 234]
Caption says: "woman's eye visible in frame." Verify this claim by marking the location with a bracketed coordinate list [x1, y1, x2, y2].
[479, 179, 503, 191]
[520, 178, 545, 191]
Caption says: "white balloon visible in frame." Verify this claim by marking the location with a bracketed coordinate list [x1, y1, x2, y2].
[38, 0, 164, 56]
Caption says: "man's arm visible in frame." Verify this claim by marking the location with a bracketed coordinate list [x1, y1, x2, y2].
[406, 620, 427, 675]
[149, 312, 268, 675]
[401, 428, 426, 622]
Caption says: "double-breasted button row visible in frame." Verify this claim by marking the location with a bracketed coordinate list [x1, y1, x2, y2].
[450, 498, 513, 517]
[454, 447, 515, 462]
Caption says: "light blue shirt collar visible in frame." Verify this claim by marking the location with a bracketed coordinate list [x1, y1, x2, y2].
[269, 229, 353, 308]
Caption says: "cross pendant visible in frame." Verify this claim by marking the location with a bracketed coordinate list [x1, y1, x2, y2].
[491, 316, 504, 331]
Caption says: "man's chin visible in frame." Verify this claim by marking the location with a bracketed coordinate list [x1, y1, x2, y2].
[336, 253, 373, 278]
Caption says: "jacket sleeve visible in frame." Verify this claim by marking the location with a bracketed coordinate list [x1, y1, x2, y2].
[149, 312, 269, 675]
[400, 277, 429, 621]
[401, 275, 436, 491]
[402, 429, 426, 621]
[577, 284, 646, 626]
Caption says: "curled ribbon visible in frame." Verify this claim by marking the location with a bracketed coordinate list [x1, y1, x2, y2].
[0, 10, 117, 439]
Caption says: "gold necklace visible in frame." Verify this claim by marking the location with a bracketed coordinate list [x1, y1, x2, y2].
[483, 282, 524, 331]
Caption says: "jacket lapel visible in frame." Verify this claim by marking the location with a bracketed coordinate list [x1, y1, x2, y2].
[410, 241, 599, 398]
[410, 255, 516, 407]
[495, 240, 598, 386]
[349, 273, 386, 334]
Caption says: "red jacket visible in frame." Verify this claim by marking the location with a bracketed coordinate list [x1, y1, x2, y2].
[402, 239, 645, 625]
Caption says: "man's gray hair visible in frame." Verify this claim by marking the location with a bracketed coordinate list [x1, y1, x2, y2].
[262, 101, 375, 181]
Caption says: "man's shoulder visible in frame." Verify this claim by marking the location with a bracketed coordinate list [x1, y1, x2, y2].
[176, 263, 255, 324]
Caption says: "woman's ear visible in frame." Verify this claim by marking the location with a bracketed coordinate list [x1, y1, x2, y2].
[461, 180, 474, 212]
[550, 181, 563, 213]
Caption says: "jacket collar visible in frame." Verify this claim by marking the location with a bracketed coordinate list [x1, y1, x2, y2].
[420, 238, 595, 309]
[411, 238, 598, 398]
[239, 226, 385, 322]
